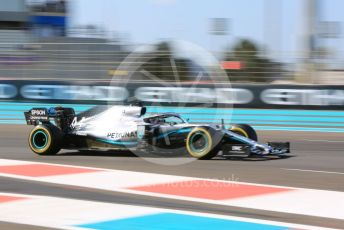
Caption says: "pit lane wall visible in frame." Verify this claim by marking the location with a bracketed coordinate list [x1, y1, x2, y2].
[1, 80, 344, 132]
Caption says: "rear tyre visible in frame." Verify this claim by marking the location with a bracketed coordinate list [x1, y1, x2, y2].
[186, 127, 220, 160]
[230, 124, 258, 141]
[28, 124, 62, 155]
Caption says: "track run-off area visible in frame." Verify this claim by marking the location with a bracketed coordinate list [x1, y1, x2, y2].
[0, 122, 343, 229]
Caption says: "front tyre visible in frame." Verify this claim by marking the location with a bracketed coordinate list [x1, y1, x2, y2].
[186, 127, 219, 160]
[230, 124, 258, 141]
[28, 124, 62, 155]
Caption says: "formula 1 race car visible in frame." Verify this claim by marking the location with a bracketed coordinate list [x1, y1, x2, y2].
[24, 105, 290, 159]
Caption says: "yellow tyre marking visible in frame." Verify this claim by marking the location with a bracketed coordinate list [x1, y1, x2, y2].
[28, 126, 52, 154]
[230, 126, 249, 138]
[186, 127, 212, 158]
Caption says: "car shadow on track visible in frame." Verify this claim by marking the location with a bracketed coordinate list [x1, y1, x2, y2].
[217, 154, 295, 161]
[59, 150, 138, 157]
[59, 150, 295, 161]
[59, 150, 190, 158]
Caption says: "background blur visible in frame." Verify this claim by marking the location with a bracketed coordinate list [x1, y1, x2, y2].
[1, 0, 344, 84]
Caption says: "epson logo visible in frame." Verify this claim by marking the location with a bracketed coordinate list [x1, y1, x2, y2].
[31, 110, 46, 116]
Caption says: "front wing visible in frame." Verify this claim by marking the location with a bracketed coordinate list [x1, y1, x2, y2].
[222, 130, 290, 156]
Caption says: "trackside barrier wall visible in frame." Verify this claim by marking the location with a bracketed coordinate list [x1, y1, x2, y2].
[0, 80, 344, 132]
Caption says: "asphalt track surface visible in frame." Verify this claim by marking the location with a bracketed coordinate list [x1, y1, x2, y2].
[0, 124, 344, 229]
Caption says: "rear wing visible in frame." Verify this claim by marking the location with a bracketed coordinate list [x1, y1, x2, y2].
[24, 107, 76, 129]
[24, 108, 54, 125]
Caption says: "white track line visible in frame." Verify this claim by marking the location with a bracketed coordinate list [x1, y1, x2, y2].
[283, 168, 344, 175]
[302, 139, 344, 143]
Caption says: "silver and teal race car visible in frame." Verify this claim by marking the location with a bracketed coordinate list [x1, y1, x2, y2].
[24, 105, 290, 159]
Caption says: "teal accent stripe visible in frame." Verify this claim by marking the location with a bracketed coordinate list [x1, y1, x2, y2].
[156, 128, 191, 139]
[96, 138, 138, 146]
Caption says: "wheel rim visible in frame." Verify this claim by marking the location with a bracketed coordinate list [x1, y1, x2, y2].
[189, 132, 209, 154]
[32, 130, 48, 149]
